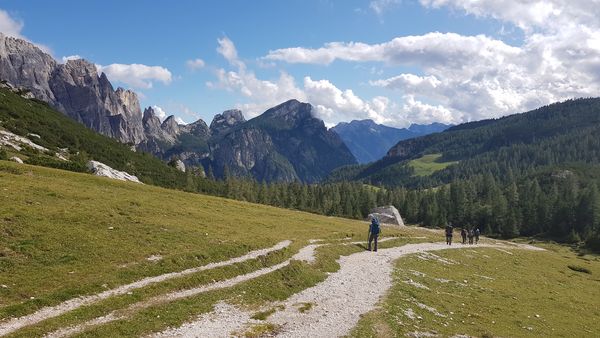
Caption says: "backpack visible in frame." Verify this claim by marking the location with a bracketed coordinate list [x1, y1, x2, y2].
[370, 219, 381, 234]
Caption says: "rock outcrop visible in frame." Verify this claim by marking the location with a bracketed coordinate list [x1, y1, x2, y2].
[369, 206, 405, 227]
[209, 109, 245, 137]
[173, 159, 186, 172]
[86, 160, 142, 183]
[9, 156, 23, 164]
[0, 33, 145, 144]
[0, 129, 48, 152]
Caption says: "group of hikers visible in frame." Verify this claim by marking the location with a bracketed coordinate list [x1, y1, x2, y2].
[445, 223, 480, 245]
[366, 217, 481, 252]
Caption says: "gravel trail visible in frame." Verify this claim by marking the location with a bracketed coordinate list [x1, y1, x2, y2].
[158, 241, 541, 338]
[0, 240, 291, 337]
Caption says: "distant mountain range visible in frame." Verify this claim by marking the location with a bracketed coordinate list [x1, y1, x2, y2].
[332, 120, 450, 163]
[2, 32, 459, 183]
[330, 98, 600, 188]
[0, 33, 357, 182]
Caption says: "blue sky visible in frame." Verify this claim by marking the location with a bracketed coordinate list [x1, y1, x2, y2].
[1, 0, 599, 127]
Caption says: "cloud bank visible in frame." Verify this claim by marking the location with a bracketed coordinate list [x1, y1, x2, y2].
[260, 0, 600, 125]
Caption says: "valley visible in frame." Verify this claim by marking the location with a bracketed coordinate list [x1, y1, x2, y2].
[1, 3, 600, 336]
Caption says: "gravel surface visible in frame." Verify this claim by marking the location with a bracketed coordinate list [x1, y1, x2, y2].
[159, 241, 541, 338]
[0, 240, 291, 337]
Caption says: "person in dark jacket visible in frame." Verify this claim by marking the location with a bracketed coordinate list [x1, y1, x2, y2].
[368, 217, 381, 252]
[474, 227, 480, 244]
[445, 224, 453, 245]
[468, 228, 474, 244]
[461, 228, 467, 244]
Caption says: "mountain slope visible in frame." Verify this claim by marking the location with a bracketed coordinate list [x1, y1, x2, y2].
[332, 120, 450, 163]
[0, 33, 146, 144]
[206, 100, 357, 182]
[0, 85, 193, 188]
[335, 98, 600, 187]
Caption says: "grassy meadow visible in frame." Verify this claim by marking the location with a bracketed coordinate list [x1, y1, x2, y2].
[408, 154, 458, 177]
[351, 243, 600, 337]
[0, 160, 437, 337]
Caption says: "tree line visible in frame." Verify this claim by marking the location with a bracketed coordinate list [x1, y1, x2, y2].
[178, 165, 600, 252]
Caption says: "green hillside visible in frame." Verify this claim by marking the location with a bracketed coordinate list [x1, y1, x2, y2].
[0, 87, 195, 189]
[336, 98, 600, 188]
[327, 99, 600, 247]
[0, 161, 432, 337]
[1, 162, 598, 337]
[407, 154, 457, 177]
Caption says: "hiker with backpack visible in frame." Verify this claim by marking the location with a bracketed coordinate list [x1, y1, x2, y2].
[445, 223, 453, 245]
[468, 228, 474, 244]
[368, 216, 381, 252]
[461, 228, 467, 244]
[474, 227, 480, 244]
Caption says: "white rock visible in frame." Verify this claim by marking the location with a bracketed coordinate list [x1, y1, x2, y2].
[369, 205, 405, 226]
[0, 130, 48, 152]
[174, 159, 186, 172]
[9, 156, 23, 164]
[86, 160, 142, 183]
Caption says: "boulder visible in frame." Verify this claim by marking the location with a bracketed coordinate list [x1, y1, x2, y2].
[174, 159, 186, 172]
[86, 160, 142, 183]
[369, 205, 405, 226]
[9, 156, 23, 164]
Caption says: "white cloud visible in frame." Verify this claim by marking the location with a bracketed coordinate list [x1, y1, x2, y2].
[217, 36, 244, 68]
[61, 55, 82, 63]
[419, 0, 600, 33]
[370, 0, 401, 17]
[186, 58, 205, 71]
[0, 9, 51, 54]
[262, 0, 600, 124]
[264, 32, 520, 66]
[151, 105, 167, 120]
[303, 77, 393, 124]
[208, 38, 306, 117]
[210, 37, 468, 127]
[97, 63, 172, 89]
[0, 9, 24, 38]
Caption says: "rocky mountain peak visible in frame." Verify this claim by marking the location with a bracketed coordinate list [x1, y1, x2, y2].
[142, 106, 162, 128]
[210, 109, 246, 136]
[0, 33, 57, 103]
[63, 58, 97, 75]
[161, 115, 180, 135]
[115, 87, 142, 119]
[261, 99, 313, 123]
[183, 118, 210, 138]
[0, 34, 147, 144]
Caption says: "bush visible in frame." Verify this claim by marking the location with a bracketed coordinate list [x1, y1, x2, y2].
[25, 155, 87, 173]
[0, 148, 7, 160]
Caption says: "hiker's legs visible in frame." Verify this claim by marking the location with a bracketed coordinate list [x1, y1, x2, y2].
[368, 233, 373, 251]
[374, 234, 378, 251]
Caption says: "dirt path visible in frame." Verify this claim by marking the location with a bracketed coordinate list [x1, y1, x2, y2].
[157, 241, 542, 337]
[44, 240, 321, 338]
[0, 240, 291, 337]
